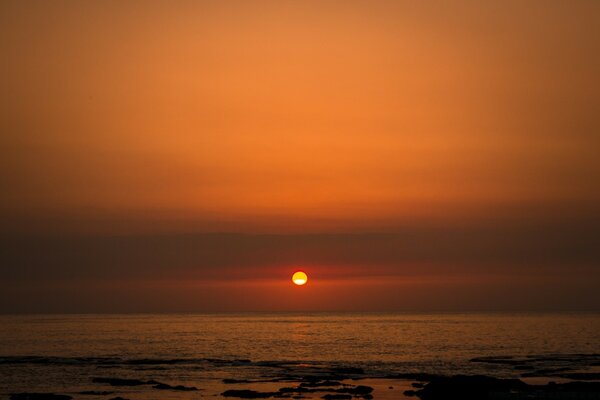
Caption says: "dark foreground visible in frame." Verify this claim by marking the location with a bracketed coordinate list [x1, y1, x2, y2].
[9, 376, 600, 400]
[8, 356, 600, 400]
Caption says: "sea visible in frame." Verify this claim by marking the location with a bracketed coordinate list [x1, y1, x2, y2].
[1, 313, 599, 399]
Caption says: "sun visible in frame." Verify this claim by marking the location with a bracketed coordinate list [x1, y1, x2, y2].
[292, 271, 308, 286]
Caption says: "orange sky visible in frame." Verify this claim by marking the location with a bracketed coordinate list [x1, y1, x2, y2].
[0, 1, 599, 312]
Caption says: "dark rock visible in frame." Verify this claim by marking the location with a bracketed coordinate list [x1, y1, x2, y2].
[547, 381, 600, 392]
[321, 395, 351, 400]
[153, 382, 198, 391]
[470, 356, 524, 365]
[331, 367, 364, 375]
[558, 372, 600, 380]
[275, 384, 373, 398]
[222, 390, 278, 398]
[108, 397, 129, 400]
[411, 382, 425, 388]
[10, 395, 72, 400]
[125, 358, 186, 365]
[513, 365, 535, 370]
[278, 387, 309, 394]
[414, 375, 528, 400]
[383, 373, 441, 381]
[224, 379, 253, 384]
[299, 381, 342, 388]
[336, 385, 373, 395]
[521, 367, 573, 377]
[78, 391, 113, 396]
[92, 377, 147, 386]
[403, 390, 417, 397]
[224, 378, 288, 384]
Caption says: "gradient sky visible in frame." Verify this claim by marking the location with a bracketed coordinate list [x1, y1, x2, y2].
[1, 0, 599, 312]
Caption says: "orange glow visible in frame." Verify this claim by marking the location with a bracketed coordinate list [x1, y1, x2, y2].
[292, 271, 308, 286]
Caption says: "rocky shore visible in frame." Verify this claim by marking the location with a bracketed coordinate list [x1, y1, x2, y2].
[6, 353, 600, 400]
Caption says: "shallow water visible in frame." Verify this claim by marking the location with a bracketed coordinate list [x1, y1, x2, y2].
[1, 313, 599, 399]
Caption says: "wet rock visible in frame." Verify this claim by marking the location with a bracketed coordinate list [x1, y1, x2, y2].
[92, 377, 148, 386]
[222, 389, 278, 398]
[10, 395, 72, 400]
[153, 382, 198, 391]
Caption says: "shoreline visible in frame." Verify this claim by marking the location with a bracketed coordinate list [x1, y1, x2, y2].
[4, 354, 600, 400]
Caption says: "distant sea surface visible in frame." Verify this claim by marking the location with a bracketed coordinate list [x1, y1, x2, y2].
[1, 313, 599, 399]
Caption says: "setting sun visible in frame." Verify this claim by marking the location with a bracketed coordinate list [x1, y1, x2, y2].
[292, 271, 308, 286]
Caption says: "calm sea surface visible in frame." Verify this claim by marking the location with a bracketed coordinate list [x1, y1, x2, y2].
[1, 313, 599, 399]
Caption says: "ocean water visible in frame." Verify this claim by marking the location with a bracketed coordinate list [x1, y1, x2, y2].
[1, 313, 599, 399]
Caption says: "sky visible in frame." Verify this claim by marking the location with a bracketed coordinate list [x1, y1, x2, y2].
[1, 0, 599, 312]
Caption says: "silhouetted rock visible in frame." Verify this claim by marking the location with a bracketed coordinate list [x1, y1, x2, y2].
[278, 387, 309, 394]
[383, 373, 441, 381]
[548, 381, 600, 393]
[414, 375, 527, 399]
[321, 395, 351, 400]
[559, 372, 600, 380]
[108, 397, 129, 400]
[10, 395, 72, 400]
[470, 356, 525, 366]
[299, 380, 342, 387]
[331, 367, 364, 375]
[224, 378, 289, 385]
[78, 391, 113, 395]
[153, 382, 198, 391]
[92, 377, 148, 386]
[224, 379, 254, 384]
[411, 375, 600, 399]
[336, 385, 373, 395]
[222, 390, 279, 398]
